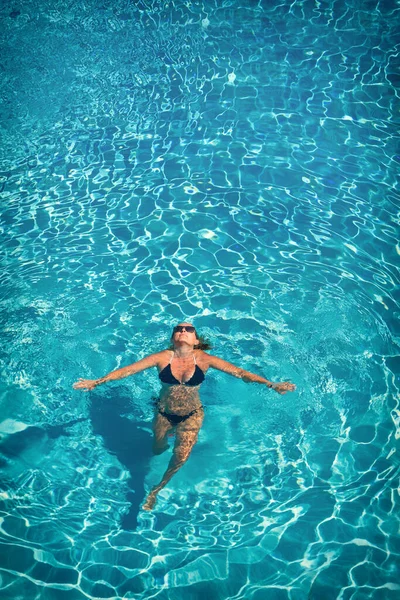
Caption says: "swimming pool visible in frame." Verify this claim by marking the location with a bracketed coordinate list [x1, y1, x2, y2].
[1, 0, 399, 598]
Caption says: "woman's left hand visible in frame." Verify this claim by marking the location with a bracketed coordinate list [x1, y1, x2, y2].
[73, 378, 98, 391]
[269, 381, 296, 394]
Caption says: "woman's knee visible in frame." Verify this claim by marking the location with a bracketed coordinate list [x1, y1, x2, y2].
[173, 440, 195, 464]
[152, 441, 169, 455]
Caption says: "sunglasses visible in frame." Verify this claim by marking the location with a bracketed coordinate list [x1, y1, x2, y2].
[173, 325, 196, 333]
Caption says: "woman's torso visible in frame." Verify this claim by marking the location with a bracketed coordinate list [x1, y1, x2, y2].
[157, 350, 208, 414]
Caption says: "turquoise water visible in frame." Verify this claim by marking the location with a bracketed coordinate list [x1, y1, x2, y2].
[1, 0, 399, 598]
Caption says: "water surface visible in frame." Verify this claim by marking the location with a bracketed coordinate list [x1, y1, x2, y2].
[0, 0, 399, 598]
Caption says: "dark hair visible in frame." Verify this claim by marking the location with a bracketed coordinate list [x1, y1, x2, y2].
[194, 333, 212, 351]
[169, 327, 212, 351]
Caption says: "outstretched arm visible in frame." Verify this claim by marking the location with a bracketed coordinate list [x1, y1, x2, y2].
[207, 355, 295, 395]
[73, 351, 165, 391]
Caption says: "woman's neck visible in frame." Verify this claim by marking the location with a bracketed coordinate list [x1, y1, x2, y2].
[173, 345, 194, 358]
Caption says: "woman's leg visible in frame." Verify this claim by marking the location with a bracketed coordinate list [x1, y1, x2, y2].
[143, 410, 204, 510]
[152, 412, 175, 455]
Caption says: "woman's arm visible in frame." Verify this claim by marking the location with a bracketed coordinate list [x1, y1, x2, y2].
[207, 355, 296, 395]
[73, 351, 166, 391]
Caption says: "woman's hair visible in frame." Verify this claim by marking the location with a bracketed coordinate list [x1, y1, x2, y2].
[193, 333, 212, 351]
[169, 327, 212, 351]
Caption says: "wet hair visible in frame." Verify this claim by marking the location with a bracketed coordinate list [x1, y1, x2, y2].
[169, 326, 212, 351]
[193, 333, 212, 351]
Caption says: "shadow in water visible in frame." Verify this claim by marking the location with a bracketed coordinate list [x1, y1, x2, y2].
[0, 418, 87, 468]
[88, 389, 153, 530]
[0, 393, 153, 529]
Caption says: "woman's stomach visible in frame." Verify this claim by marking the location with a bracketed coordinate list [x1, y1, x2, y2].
[158, 384, 202, 414]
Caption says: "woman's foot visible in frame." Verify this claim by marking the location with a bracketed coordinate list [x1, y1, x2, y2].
[143, 489, 159, 511]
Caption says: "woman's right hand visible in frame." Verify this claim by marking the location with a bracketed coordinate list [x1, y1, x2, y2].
[73, 378, 98, 391]
[269, 381, 296, 394]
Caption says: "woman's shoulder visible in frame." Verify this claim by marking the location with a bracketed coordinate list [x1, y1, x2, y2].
[141, 349, 171, 364]
[196, 352, 238, 370]
[140, 349, 172, 370]
[195, 349, 213, 364]
[157, 349, 173, 360]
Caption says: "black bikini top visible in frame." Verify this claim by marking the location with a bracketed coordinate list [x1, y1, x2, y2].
[159, 353, 205, 387]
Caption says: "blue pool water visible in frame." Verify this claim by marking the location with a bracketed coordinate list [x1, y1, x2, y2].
[1, 0, 399, 598]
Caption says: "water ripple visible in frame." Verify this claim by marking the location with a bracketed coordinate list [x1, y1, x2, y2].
[1, 0, 399, 598]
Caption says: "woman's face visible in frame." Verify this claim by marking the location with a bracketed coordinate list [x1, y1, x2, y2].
[172, 323, 199, 346]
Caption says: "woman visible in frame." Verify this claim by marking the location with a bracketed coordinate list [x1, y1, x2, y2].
[73, 322, 296, 510]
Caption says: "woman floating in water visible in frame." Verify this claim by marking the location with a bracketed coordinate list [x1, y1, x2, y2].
[73, 323, 296, 510]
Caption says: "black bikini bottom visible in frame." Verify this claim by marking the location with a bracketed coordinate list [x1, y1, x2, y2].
[158, 408, 199, 425]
